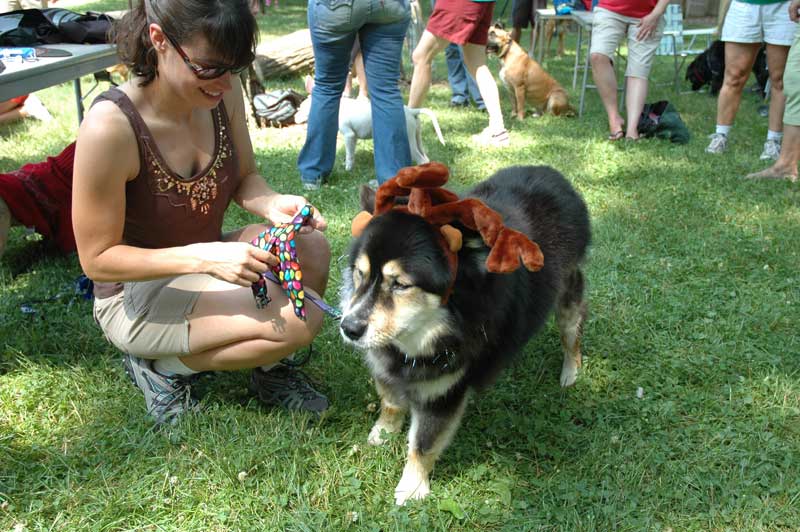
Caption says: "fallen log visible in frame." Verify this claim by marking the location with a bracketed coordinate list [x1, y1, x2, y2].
[251, 29, 314, 83]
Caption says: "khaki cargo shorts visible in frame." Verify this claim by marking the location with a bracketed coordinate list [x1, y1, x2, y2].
[589, 7, 665, 79]
[93, 274, 213, 359]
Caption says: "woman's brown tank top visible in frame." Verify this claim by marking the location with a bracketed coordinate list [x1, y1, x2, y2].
[91, 87, 240, 298]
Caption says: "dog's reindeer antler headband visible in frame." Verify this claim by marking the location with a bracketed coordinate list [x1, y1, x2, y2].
[351, 162, 545, 301]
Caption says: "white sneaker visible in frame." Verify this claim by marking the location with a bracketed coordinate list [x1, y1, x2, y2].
[21, 94, 53, 122]
[472, 127, 510, 148]
[759, 139, 781, 161]
[705, 133, 728, 154]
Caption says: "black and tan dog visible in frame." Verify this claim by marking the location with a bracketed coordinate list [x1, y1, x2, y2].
[486, 24, 574, 119]
[340, 163, 590, 505]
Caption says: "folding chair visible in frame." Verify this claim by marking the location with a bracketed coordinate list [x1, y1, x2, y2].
[657, 4, 716, 92]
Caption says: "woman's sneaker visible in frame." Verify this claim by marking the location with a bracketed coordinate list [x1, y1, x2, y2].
[123, 354, 198, 425]
[249, 365, 329, 413]
[759, 139, 781, 161]
[472, 127, 510, 148]
[705, 133, 728, 154]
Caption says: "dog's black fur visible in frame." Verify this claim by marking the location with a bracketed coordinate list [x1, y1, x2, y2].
[340, 165, 591, 503]
[686, 40, 769, 98]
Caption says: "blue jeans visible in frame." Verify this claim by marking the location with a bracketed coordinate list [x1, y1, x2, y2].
[298, 0, 412, 185]
[445, 44, 484, 107]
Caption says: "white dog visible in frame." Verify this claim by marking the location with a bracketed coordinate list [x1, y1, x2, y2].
[295, 79, 445, 171]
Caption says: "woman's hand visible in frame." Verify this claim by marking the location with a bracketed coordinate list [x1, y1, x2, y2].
[188, 242, 278, 287]
[636, 11, 662, 42]
[266, 194, 328, 233]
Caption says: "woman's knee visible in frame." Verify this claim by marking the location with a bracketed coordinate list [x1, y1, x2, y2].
[590, 52, 611, 67]
[283, 307, 325, 351]
[723, 67, 751, 91]
[411, 44, 434, 68]
[768, 69, 785, 93]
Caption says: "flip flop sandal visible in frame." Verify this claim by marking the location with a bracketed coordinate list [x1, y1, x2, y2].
[607, 130, 624, 142]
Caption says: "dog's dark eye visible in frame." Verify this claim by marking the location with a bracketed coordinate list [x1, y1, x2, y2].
[391, 280, 413, 292]
[353, 269, 363, 285]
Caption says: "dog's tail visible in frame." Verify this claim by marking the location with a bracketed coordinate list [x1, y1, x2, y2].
[409, 107, 446, 145]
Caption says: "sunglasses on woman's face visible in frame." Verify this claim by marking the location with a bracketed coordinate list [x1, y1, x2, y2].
[148, 0, 249, 80]
[162, 31, 248, 80]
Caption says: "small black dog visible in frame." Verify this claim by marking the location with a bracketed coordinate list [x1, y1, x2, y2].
[340, 165, 591, 505]
[686, 40, 769, 97]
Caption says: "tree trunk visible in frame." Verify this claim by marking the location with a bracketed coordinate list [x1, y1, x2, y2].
[251, 29, 314, 84]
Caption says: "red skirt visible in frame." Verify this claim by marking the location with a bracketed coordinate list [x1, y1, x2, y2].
[427, 0, 495, 46]
[0, 142, 76, 253]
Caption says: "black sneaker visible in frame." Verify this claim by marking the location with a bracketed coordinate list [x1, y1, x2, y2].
[249, 365, 329, 413]
[123, 354, 198, 425]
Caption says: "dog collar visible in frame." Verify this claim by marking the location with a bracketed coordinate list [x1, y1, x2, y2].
[496, 41, 512, 60]
[400, 348, 458, 372]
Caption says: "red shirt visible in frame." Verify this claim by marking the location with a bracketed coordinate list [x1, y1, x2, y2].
[597, 0, 657, 18]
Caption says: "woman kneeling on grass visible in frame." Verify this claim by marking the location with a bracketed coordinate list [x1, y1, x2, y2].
[72, 0, 331, 425]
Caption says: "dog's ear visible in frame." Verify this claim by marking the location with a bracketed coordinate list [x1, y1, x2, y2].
[493, 20, 505, 30]
[351, 211, 373, 237]
[359, 184, 376, 214]
[440, 224, 462, 252]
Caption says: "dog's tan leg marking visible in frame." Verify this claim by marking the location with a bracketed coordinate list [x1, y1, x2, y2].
[368, 380, 407, 446]
[557, 301, 585, 387]
[394, 394, 469, 505]
[395, 449, 438, 505]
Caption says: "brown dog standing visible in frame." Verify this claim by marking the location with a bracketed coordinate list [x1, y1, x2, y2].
[486, 24, 574, 119]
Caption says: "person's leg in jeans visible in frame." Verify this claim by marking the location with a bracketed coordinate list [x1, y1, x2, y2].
[360, 19, 413, 183]
[297, 9, 356, 187]
[445, 43, 470, 105]
[444, 44, 485, 108]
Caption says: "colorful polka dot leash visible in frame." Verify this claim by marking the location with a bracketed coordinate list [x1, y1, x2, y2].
[250, 204, 342, 321]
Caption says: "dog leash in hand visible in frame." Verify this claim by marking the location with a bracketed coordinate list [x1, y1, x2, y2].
[250, 205, 342, 321]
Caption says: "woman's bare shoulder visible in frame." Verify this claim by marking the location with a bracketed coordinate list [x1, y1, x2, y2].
[76, 97, 140, 181]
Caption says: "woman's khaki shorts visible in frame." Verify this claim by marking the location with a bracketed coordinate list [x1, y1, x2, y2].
[589, 7, 665, 79]
[93, 274, 213, 359]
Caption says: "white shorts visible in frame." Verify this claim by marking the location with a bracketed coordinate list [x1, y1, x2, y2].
[721, 0, 798, 46]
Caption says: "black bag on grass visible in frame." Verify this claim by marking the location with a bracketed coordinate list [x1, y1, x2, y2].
[637, 101, 690, 144]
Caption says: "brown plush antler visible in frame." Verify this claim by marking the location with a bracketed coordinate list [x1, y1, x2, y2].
[351, 162, 544, 278]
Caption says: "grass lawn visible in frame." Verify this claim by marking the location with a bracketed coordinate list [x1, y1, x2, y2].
[1, 1, 799, 530]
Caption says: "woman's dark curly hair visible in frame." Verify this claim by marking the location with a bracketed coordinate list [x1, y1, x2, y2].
[112, 0, 258, 86]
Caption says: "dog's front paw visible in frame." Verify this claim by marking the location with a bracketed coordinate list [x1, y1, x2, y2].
[560, 359, 578, 387]
[368, 420, 400, 446]
[394, 473, 431, 505]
